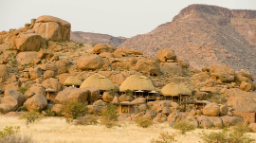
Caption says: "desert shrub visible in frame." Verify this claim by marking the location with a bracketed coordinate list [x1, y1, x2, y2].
[101, 104, 118, 128]
[125, 89, 133, 97]
[75, 115, 98, 125]
[0, 126, 20, 137]
[19, 110, 41, 124]
[173, 121, 196, 134]
[108, 88, 119, 97]
[17, 87, 28, 94]
[92, 43, 98, 47]
[0, 134, 34, 143]
[44, 109, 55, 117]
[62, 101, 89, 119]
[199, 123, 255, 143]
[151, 132, 177, 143]
[135, 117, 153, 128]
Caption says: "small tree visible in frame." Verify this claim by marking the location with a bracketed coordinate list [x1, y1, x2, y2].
[101, 104, 118, 128]
[151, 132, 177, 143]
[125, 89, 133, 97]
[17, 87, 28, 94]
[19, 110, 41, 125]
[173, 121, 196, 134]
[108, 88, 119, 97]
[135, 117, 153, 128]
[62, 101, 89, 119]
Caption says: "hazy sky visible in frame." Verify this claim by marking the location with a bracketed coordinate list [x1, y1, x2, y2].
[1, 0, 256, 38]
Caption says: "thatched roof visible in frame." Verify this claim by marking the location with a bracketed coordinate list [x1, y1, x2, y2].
[161, 83, 192, 96]
[64, 76, 82, 86]
[80, 74, 115, 91]
[119, 75, 155, 92]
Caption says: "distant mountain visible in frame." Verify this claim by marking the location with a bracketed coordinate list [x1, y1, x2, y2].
[71, 31, 126, 47]
[118, 4, 256, 78]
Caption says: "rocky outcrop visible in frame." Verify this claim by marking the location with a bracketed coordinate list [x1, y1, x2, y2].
[16, 52, 38, 65]
[42, 78, 62, 91]
[33, 15, 71, 40]
[24, 94, 48, 111]
[203, 103, 220, 116]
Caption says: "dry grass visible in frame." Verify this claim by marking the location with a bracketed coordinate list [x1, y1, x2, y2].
[0, 115, 255, 143]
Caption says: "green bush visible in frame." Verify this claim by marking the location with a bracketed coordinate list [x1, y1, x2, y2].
[108, 88, 119, 97]
[125, 89, 133, 97]
[151, 132, 177, 143]
[44, 109, 56, 117]
[19, 110, 41, 124]
[75, 115, 98, 125]
[17, 87, 28, 94]
[101, 104, 118, 128]
[135, 117, 153, 128]
[62, 102, 89, 119]
[173, 121, 196, 134]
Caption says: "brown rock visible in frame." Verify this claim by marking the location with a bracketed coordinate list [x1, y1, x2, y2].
[24, 94, 48, 111]
[25, 86, 46, 98]
[77, 54, 104, 70]
[197, 116, 213, 128]
[33, 15, 71, 40]
[203, 103, 220, 116]
[208, 65, 235, 82]
[54, 87, 89, 104]
[111, 96, 120, 104]
[83, 86, 100, 104]
[249, 123, 256, 132]
[43, 70, 55, 79]
[93, 44, 116, 54]
[161, 63, 183, 76]
[56, 59, 71, 73]
[135, 59, 160, 76]
[39, 63, 58, 72]
[51, 104, 63, 115]
[156, 48, 176, 62]
[16, 52, 38, 65]
[1, 89, 25, 111]
[221, 116, 243, 126]
[119, 94, 133, 102]
[38, 49, 53, 59]
[131, 97, 146, 105]
[207, 116, 223, 128]
[15, 33, 41, 51]
[240, 81, 251, 92]
[219, 104, 228, 116]
[42, 78, 62, 91]
[102, 92, 113, 103]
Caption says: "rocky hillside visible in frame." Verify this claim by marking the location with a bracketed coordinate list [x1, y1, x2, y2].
[118, 4, 256, 79]
[71, 31, 126, 47]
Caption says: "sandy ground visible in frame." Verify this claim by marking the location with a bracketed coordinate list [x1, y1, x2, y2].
[0, 115, 255, 143]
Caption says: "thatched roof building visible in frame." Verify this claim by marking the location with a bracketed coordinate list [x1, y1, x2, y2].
[119, 75, 155, 92]
[64, 76, 82, 86]
[80, 74, 115, 91]
[161, 83, 192, 96]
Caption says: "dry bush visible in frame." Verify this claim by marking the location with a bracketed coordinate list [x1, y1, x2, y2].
[19, 110, 41, 124]
[0, 134, 34, 143]
[135, 117, 153, 128]
[173, 121, 196, 134]
[151, 132, 177, 143]
[62, 102, 89, 119]
[101, 104, 118, 128]
[199, 123, 255, 143]
[75, 115, 98, 125]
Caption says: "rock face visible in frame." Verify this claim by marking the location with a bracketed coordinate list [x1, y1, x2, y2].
[16, 52, 38, 65]
[76, 54, 104, 70]
[118, 4, 256, 80]
[135, 59, 160, 76]
[203, 103, 220, 116]
[15, 33, 41, 51]
[93, 44, 116, 54]
[33, 15, 71, 40]
[83, 86, 100, 104]
[54, 87, 89, 104]
[24, 94, 48, 111]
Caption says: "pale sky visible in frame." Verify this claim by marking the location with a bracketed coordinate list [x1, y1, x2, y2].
[1, 0, 256, 38]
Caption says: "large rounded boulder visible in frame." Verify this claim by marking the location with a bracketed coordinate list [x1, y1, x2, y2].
[15, 33, 41, 51]
[1, 89, 25, 111]
[76, 54, 104, 70]
[156, 48, 176, 62]
[33, 15, 71, 40]
[24, 94, 48, 111]
[203, 103, 220, 116]
[54, 87, 89, 104]
[42, 78, 62, 91]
